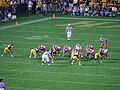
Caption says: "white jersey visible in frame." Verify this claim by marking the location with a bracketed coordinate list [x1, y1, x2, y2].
[103, 48, 108, 54]
[0, 82, 5, 90]
[28, 1, 33, 8]
[38, 45, 46, 50]
[63, 46, 72, 52]
[66, 26, 72, 33]
[43, 51, 50, 56]
[42, 51, 50, 62]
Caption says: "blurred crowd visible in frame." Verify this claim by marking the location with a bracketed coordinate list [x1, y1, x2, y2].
[0, 0, 120, 23]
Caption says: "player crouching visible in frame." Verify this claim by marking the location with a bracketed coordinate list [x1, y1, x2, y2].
[71, 49, 82, 65]
[1, 43, 14, 57]
[94, 47, 104, 63]
[102, 47, 109, 59]
[62, 45, 72, 57]
[86, 44, 95, 59]
[29, 48, 40, 58]
[51, 45, 61, 59]
[37, 44, 46, 54]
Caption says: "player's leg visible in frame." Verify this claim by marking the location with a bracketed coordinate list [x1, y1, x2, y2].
[71, 56, 76, 65]
[50, 54, 54, 64]
[33, 50, 37, 58]
[1, 48, 7, 57]
[42, 55, 45, 65]
[99, 54, 103, 63]
[46, 56, 50, 66]
[8, 49, 14, 57]
[29, 49, 33, 58]
[78, 59, 81, 65]
[94, 53, 98, 62]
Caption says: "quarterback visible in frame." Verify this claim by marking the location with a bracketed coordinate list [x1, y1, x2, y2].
[71, 49, 82, 65]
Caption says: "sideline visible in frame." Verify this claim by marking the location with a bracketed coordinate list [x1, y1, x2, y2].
[56, 17, 120, 22]
[1, 16, 120, 30]
[0, 17, 52, 29]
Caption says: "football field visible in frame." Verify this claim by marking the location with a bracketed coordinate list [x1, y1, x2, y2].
[0, 14, 120, 90]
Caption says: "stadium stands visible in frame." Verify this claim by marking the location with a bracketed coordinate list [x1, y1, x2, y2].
[0, 0, 119, 23]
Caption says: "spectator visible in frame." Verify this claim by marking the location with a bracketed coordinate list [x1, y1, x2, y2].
[0, 10, 3, 23]
[27, 0, 33, 14]
[91, 6, 100, 16]
[53, 0, 60, 12]
[36, 0, 42, 14]
[42, 1, 47, 16]
[110, 6, 118, 17]
[71, 6, 77, 16]
[89, 4, 95, 16]
[84, 6, 90, 16]
[77, 5, 84, 16]
[100, 5, 108, 16]
[32, 0, 37, 14]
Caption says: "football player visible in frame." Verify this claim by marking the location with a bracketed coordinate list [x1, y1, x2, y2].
[100, 37, 107, 47]
[71, 49, 82, 65]
[49, 48, 54, 64]
[29, 48, 40, 58]
[62, 45, 72, 57]
[42, 50, 50, 66]
[51, 45, 61, 59]
[102, 47, 109, 59]
[94, 47, 104, 63]
[86, 44, 95, 59]
[38, 44, 46, 54]
[1, 43, 14, 57]
[74, 43, 83, 58]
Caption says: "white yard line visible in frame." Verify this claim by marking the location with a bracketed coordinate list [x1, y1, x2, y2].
[0, 64, 120, 72]
[0, 34, 119, 43]
[0, 17, 120, 30]
[0, 41, 120, 49]
[1, 26, 120, 32]
[56, 17, 120, 22]
[0, 32, 119, 37]
[5, 77, 120, 87]
[0, 17, 52, 29]
[6, 87, 51, 90]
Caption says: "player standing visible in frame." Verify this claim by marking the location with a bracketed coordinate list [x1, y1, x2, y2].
[66, 23, 73, 41]
[100, 37, 107, 47]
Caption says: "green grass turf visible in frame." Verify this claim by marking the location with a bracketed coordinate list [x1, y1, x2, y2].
[0, 14, 120, 90]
